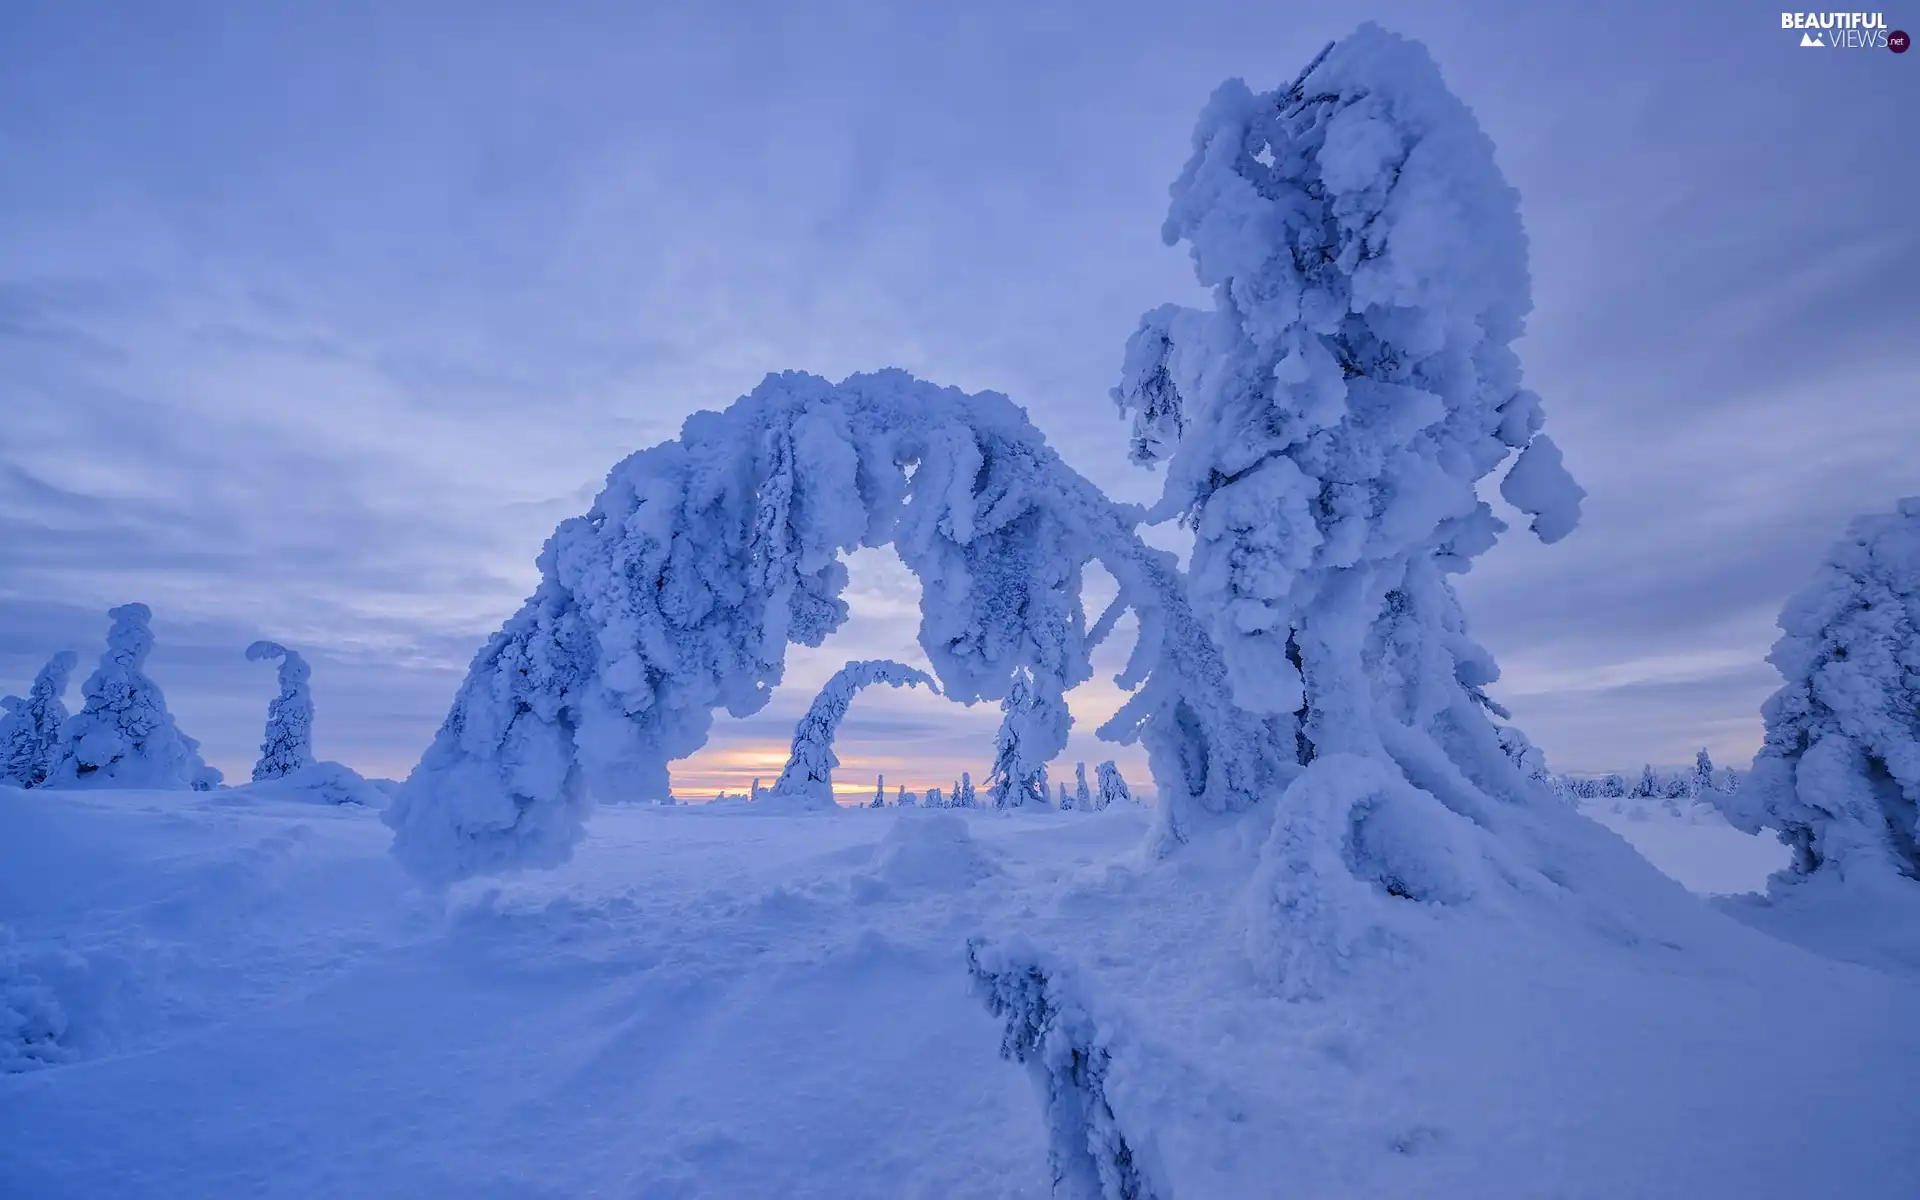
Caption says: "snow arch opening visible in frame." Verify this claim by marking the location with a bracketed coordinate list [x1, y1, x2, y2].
[387, 370, 1281, 884]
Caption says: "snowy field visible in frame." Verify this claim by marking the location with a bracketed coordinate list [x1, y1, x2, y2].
[4, 784, 1916, 1199]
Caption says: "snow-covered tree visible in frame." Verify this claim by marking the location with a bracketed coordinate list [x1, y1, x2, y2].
[751, 777, 764, 801]
[871, 775, 886, 809]
[1073, 761, 1091, 811]
[1094, 760, 1131, 810]
[1057, 780, 1071, 809]
[770, 659, 937, 805]
[1110, 23, 1583, 845]
[1691, 749, 1716, 796]
[955, 771, 977, 810]
[244, 640, 313, 781]
[1600, 773, 1627, 800]
[987, 667, 1057, 810]
[1, 650, 78, 788]
[896, 785, 912, 807]
[925, 787, 943, 807]
[1717, 497, 1920, 884]
[45, 604, 220, 791]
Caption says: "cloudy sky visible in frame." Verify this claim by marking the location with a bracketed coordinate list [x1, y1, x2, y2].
[2, 0, 1914, 794]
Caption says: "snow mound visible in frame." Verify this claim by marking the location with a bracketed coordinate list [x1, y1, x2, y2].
[867, 810, 999, 892]
[236, 761, 387, 807]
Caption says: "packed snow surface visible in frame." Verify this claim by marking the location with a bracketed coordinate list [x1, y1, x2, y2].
[4, 785, 1916, 1198]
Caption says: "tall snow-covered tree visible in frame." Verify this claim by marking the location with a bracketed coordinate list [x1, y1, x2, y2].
[925, 787, 943, 808]
[1094, 760, 1131, 810]
[1111, 23, 1583, 843]
[244, 640, 313, 781]
[987, 667, 1057, 810]
[1057, 780, 1072, 809]
[1, 650, 78, 789]
[1717, 497, 1920, 884]
[45, 604, 220, 791]
[751, 777, 763, 801]
[1631, 765, 1659, 800]
[956, 771, 977, 810]
[896, 785, 912, 807]
[871, 775, 886, 808]
[770, 659, 937, 805]
[1074, 761, 1091, 811]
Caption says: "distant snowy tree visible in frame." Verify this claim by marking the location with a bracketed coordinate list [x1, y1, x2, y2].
[244, 641, 313, 781]
[897, 784, 912, 807]
[1600, 773, 1627, 800]
[1057, 780, 1072, 809]
[1717, 498, 1920, 884]
[1074, 761, 1091, 811]
[45, 605, 220, 791]
[1692, 749, 1716, 796]
[751, 777, 764, 801]
[1094, 760, 1131, 810]
[1, 651, 78, 789]
[987, 668, 1057, 810]
[871, 775, 886, 809]
[770, 659, 937, 806]
[1111, 23, 1584, 845]
[955, 771, 977, 810]
[1631, 766, 1659, 800]
[925, 787, 942, 808]
[1720, 766, 1742, 794]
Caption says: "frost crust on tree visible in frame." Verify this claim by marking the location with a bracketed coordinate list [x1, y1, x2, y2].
[768, 659, 936, 807]
[388, 370, 1271, 884]
[245, 641, 314, 781]
[1717, 497, 1920, 884]
[44, 605, 220, 791]
[1, 651, 78, 789]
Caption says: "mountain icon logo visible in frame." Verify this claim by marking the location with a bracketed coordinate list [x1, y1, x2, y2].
[1800, 31, 1825, 46]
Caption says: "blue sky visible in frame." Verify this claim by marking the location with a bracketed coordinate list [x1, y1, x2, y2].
[2, 1, 1914, 790]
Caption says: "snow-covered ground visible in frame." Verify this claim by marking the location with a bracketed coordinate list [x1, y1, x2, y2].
[4, 784, 1916, 1198]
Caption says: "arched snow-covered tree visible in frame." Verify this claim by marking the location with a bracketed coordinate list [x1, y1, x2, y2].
[769, 659, 937, 806]
[386, 370, 1271, 884]
[245, 640, 313, 781]
[1718, 497, 1920, 884]
[45, 605, 220, 791]
[1112, 23, 1583, 844]
[1, 650, 78, 789]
